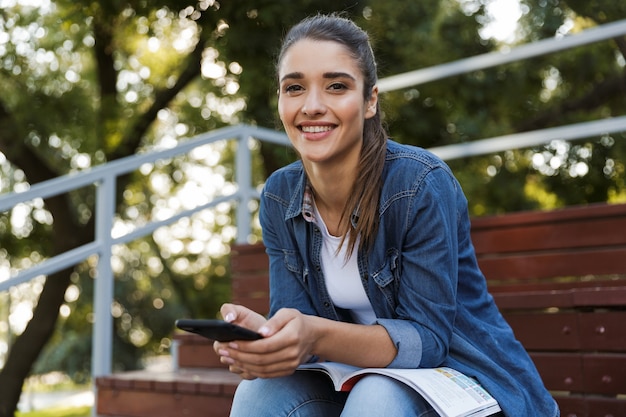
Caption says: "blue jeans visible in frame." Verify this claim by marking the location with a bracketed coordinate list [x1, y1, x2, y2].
[229, 371, 440, 417]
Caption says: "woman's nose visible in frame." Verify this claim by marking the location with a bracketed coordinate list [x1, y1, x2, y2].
[301, 90, 326, 116]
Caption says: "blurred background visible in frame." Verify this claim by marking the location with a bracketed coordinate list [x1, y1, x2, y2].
[0, 0, 624, 415]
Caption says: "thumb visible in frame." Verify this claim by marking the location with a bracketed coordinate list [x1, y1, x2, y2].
[220, 303, 268, 332]
[258, 308, 299, 337]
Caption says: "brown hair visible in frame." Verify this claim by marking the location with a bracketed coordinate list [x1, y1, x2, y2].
[277, 14, 388, 257]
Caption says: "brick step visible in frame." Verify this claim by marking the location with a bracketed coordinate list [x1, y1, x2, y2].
[96, 368, 240, 417]
[175, 333, 228, 369]
[96, 333, 238, 417]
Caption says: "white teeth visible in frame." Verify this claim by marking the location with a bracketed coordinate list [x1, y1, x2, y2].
[301, 125, 333, 133]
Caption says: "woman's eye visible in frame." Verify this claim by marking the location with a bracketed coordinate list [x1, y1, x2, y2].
[284, 84, 303, 94]
[328, 82, 347, 91]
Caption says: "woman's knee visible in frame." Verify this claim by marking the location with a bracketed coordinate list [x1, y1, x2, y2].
[229, 372, 347, 417]
[341, 375, 437, 417]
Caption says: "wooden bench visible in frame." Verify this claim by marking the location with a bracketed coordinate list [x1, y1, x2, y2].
[472, 202, 626, 417]
[96, 202, 626, 417]
[230, 202, 626, 417]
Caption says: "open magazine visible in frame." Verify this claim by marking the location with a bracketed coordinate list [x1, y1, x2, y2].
[297, 362, 501, 417]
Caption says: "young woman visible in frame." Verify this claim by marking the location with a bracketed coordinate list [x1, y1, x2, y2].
[215, 13, 559, 417]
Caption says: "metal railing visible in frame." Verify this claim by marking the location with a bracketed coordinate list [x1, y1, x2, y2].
[0, 17, 625, 395]
[0, 124, 290, 379]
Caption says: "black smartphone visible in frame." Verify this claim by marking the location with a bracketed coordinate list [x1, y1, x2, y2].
[175, 318, 263, 342]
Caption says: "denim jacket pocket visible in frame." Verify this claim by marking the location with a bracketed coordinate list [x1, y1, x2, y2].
[371, 250, 400, 310]
[282, 249, 305, 282]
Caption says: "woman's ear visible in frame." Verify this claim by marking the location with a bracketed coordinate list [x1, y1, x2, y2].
[365, 85, 379, 119]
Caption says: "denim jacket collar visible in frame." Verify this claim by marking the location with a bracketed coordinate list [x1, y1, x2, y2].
[295, 173, 360, 229]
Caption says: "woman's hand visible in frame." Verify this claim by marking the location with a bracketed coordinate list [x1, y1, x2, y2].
[214, 307, 318, 380]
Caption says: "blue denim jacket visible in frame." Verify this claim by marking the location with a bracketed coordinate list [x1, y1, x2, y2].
[259, 140, 559, 417]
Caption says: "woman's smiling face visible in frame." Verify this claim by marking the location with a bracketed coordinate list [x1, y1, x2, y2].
[277, 39, 378, 168]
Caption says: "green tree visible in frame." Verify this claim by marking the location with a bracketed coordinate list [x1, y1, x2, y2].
[0, 1, 359, 415]
[364, 0, 625, 213]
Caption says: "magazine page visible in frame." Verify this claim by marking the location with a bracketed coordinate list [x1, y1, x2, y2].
[344, 367, 500, 417]
[298, 362, 361, 390]
[297, 363, 500, 417]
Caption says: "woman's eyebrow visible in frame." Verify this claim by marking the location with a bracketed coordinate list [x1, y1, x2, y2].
[280, 72, 303, 83]
[323, 72, 356, 81]
[280, 71, 356, 83]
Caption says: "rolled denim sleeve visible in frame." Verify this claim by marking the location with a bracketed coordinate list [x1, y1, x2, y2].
[376, 318, 423, 368]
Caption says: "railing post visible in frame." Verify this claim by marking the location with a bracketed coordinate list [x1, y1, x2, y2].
[236, 131, 252, 244]
[92, 174, 116, 379]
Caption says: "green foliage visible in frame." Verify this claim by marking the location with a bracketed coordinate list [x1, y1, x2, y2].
[361, 0, 626, 214]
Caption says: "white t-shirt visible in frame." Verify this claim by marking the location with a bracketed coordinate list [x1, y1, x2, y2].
[313, 203, 377, 325]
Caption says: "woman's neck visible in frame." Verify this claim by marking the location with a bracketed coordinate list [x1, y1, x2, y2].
[306, 163, 357, 236]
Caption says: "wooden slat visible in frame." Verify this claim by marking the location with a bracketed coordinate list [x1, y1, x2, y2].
[573, 286, 626, 306]
[471, 202, 626, 234]
[493, 289, 575, 309]
[477, 247, 626, 281]
[551, 395, 626, 417]
[582, 354, 626, 395]
[504, 312, 581, 351]
[472, 215, 626, 255]
[472, 204, 626, 250]
[531, 353, 584, 391]
[585, 396, 626, 417]
[528, 354, 626, 398]
[579, 312, 626, 352]
[489, 280, 626, 293]
[552, 395, 587, 417]
[492, 285, 626, 310]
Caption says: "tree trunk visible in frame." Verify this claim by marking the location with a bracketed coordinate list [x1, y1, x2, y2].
[0, 267, 73, 416]
[0, 192, 92, 417]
